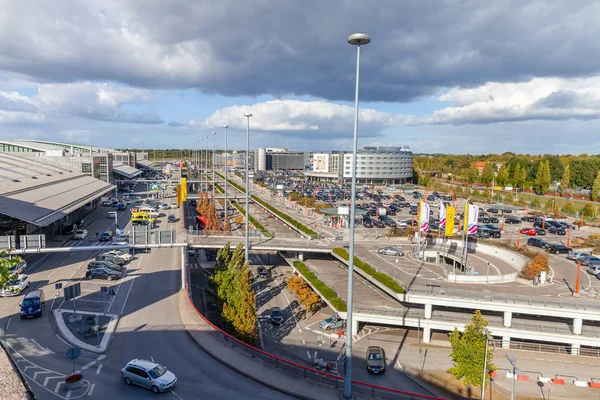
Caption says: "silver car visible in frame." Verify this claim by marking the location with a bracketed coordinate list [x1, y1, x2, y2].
[378, 247, 404, 256]
[319, 314, 346, 331]
[121, 359, 177, 393]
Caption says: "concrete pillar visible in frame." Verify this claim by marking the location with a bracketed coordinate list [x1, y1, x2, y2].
[571, 343, 580, 356]
[298, 252, 304, 262]
[502, 336, 511, 349]
[573, 318, 583, 335]
[424, 303, 433, 319]
[422, 327, 431, 344]
[503, 311, 512, 328]
[351, 318, 360, 336]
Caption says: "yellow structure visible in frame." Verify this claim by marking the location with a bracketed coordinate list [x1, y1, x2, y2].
[445, 206, 455, 237]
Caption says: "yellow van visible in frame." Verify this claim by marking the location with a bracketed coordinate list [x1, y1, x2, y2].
[131, 212, 156, 224]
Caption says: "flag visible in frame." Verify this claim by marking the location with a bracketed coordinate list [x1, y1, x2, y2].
[445, 206, 455, 236]
[439, 200, 446, 228]
[419, 200, 430, 232]
[465, 203, 479, 235]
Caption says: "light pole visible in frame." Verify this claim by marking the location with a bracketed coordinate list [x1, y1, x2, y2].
[244, 113, 252, 263]
[204, 135, 209, 190]
[212, 132, 216, 200]
[507, 354, 522, 400]
[481, 328, 493, 400]
[343, 32, 370, 400]
[223, 125, 229, 222]
[199, 138, 203, 191]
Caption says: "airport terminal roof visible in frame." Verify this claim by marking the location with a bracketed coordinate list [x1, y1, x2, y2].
[113, 164, 142, 179]
[0, 152, 115, 227]
[136, 159, 154, 169]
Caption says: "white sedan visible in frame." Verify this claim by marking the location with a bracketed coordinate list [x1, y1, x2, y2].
[105, 249, 133, 261]
[1, 274, 30, 296]
[73, 229, 88, 240]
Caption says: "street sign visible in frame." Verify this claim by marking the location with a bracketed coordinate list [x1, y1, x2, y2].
[66, 347, 81, 361]
[18, 234, 46, 249]
[0, 235, 16, 250]
[63, 283, 81, 301]
[100, 286, 107, 293]
[55, 283, 63, 290]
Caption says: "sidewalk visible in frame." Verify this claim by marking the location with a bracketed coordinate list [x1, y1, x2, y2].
[178, 288, 350, 400]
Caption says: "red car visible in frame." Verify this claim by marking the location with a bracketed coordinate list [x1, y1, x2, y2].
[520, 227, 536, 236]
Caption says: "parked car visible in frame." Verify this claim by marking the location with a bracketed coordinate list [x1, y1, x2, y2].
[270, 307, 284, 325]
[85, 267, 123, 281]
[8, 259, 27, 275]
[489, 217, 500, 223]
[505, 217, 521, 224]
[366, 346, 386, 374]
[527, 238, 547, 249]
[96, 253, 127, 266]
[582, 256, 600, 266]
[74, 219, 85, 228]
[73, 229, 88, 240]
[319, 314, 346, 331]
[534, 227, 547, 236]
[519, 227, 537, 236]
[160, 203, 169, 210]
[567, 252, 590, 261]
[121, 359, 177, 393]
[378, 247, 404, 256]
[483, 225, 502, 238]
[587, 265, 600, 275]
[363, 219, 373, 228]
[1, 274, 30, 296]
[87, 261, 125, 273]
[546, 244, 572, 254]
[487, 208, 499, 213]
[167, 214, 176, 223]
[373, 220, 385, 228]
[521, 216, 535, 222]
[104, 249, 133, 261]
[548, 226, 566, 236]
[99, 231, 113, 241]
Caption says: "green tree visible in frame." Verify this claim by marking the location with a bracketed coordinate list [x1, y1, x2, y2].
[496, 164, 510, 186]
[448, 311, 495, 387]
[561, 201, 576, 216]
[529, 196, 541, 209]
[592, 171, 600, 202]
[512, 163, 524, 188]
[560, 164, 570, 195]
[0, 252, 20, 291]
[582, 203, 596, 218]
[481, 163, 495, 185]
[534, 161, 551, 194]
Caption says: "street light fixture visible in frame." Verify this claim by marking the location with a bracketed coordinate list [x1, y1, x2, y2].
[212, 132, 216, 200]
[244, 113, 252, 263]
[481, 328, 493, 400]
[507, 354, 522, 400]
[223, 125, 229, 222]
[343, 32, 370, 400]
[204, 135, 209, 191]
[199, 138, 204, 190]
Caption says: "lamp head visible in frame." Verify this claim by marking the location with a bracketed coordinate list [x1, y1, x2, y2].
[244, 113, 253, 118]
[348, 33, 371, 46]
[223, 125, 229, 129]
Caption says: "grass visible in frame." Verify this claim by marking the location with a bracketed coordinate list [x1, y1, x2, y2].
[230, 200, 272, 238]
[293, 261, 346, 312]
[332, 248, 406, 294]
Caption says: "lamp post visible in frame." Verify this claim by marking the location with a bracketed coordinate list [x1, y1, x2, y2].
[204, 135, 209, 191]
[212, 132, 216, 200]
[223, 125, 229, 221]
[481, 328, 493, 400]
[343, 32, 370, 400]
[244, 113, 252, 263]
[199, 138, 203, 190]
[507, 354, 521, 400]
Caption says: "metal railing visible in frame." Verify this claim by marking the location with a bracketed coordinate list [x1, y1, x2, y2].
[184, 279, 445, 399]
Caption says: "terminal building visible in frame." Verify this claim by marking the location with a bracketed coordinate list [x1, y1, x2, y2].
[214, 151, 254, 171]
[304, 146, 413, 184]
[254, 148, 305, 171]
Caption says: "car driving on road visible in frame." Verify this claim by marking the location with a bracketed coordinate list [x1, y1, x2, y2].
[366, 346, 386, 374]
[1, 274, 30, 296]
[121, 359, 177, 393]
[270, 307, 284, 325]
[99, 231, 113, 241]
[73, 229, 88, 240]
[378, 247, 404, 256]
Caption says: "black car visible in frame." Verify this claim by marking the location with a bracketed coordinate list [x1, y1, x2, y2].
[409, 209, 418, 215]
[534, 227, 547, 236]
[387, 210, 397, 216]
[546, 244, 572, 254]
[487, 208, 499, 214]
[489, 217, 500, 223]
[257, 266, 271, 278]
[521, 216, 535, 222]
[484, 225, 502, 238]
[503, 209, 513, 213]
[478, 217, 490, 224]
[548, 226, 566, 235]
[363, 219, 373, 228]
[87, 261, 124, 273]
[505, 217, 521, 224]
[61, 224, 76, 235]
[85, 267, 123, 281]
[527, 238, 547, 248]
[373, 220, 385, 228]
[384, 220, 397, 228]
[270, 307, 284, 325]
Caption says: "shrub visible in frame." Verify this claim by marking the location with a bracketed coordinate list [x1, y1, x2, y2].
[293, 262, 346, 311]
[252, 196, 317, 237]
[332, 248, 405, 293]
[520, 253, 549, 279]
[230, 200, 272, 238]
[286, 276, 322, 312]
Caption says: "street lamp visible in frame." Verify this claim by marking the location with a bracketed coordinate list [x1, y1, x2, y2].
[343, 32, 370, 400]
[244, 113, 252, 263]
[481, 328, 493, 400]
[212, 132, 216, 200]
[204, 135, 209, 191]
[223, 125, 229, 222]
[199, 138, 204, 191]
[507, 354, 522, 400]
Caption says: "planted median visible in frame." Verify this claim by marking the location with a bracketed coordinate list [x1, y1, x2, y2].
[230, 200, 272, 238]
[332, 248, 406, 294]
[293, 261, 346, 312]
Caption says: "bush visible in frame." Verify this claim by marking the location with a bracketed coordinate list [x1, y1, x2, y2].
[252, 196, 318, 237]
[286, 276, 322, 312]
[520, 253, 549, 279]
[293, 262, 346, 311]
[332, 248, 405, 293]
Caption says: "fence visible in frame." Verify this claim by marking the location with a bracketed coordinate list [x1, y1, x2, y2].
[184, 275, 445, 399]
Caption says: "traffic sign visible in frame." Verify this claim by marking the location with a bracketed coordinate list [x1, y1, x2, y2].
[100, 286, 107, 293]
[63, 283, 81, 301]
[66, 347, 81, 361]
[55, 283, 63, 290]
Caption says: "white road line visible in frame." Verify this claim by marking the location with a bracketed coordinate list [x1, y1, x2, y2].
[80, 360, 97, 370]
[118, 254, 143, 315]
[337, 353, 343, 360]
[29, 338, 54, 354]
[96, 364, 103, 374]
[302, 340, 306, 345]
[23, 366, 36, 372]
[87, 383, 95, 396]
[33, 370, 53, 380]
[6, 318, 10, 332]
[55, 334, 72, 348]
[54, 381, 62, 393]
[313, 351, 317, 358]
[66, 389, 72, 399]
[306, 350, 311, 359]
[171, 390, 184, 400]
[396, 360, 403, 369]
[44, 376, 55, 387]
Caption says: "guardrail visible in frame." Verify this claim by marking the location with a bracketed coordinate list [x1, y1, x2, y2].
[184, 276, 445, 399]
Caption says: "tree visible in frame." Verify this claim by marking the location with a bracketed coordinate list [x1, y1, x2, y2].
[520, 253, 549, 279]
[560, 164, 570, 195]
[529, 196, 541, 209]
[512, 163, 525, 188]
[496, 164, 510, 186]
[561, 201, 576, 216]
[592, 171, 600, 202]
[448, 311, 495, 387]
[534, 161, 551, 194]
[481, 163, 495, 185]
[0, 252, 20, 291]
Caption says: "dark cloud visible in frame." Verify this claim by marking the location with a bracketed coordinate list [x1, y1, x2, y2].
[0, 1, 598, 102]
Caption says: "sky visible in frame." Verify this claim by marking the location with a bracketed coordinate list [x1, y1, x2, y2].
[1, 1, 600, 154]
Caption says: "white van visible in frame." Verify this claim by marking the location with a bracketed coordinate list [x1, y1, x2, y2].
[138, 207, 159, 217]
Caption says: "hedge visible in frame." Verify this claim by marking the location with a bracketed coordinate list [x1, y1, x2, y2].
[332, 248, 406, 294]
[217, 172, 318, 237]
[293, 261, 347, 312]
[230, 200, 272, 238]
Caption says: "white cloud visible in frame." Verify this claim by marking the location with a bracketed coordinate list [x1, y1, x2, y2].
[0, 91, 44, 123]
[36, 82, 163, 124]
[196, 100, 398, 138]
[410, 76, 600, 125]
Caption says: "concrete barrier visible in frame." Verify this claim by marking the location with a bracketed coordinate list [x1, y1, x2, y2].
[538, 377, 551, 383]
[551, 378, 565, 385]
[589, 381, 600, 389]
[573, 380, 589, 387]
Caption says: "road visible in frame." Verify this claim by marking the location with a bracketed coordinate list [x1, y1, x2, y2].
[0, 181, 294, 400]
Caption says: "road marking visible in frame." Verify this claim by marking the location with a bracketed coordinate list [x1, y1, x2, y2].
[80, 360, 97, 371]
[97, 354, 106, 361]
[119, 254, 143, 315]
[30, 338, 54, 354]
[23, 366, 36, 372]
[306, 350, 311, 359]
[171, 390, 184, 400]
[397, 360, 403, 369]
[87, 383, 95, 396]
[55, 334, 72, 348]
[96, 364, 103, 374]
[6, 318, 10, 332]
[54, 381, 63, 393]
[314, 351, 317, 358]
[44, 376, 54, 386]
[33, 370, 53, 379]
[337, 353, 343, 360]
[66, 389, 72, 398]
[48, 270, 56, 278]
[302, 340, 306, 345]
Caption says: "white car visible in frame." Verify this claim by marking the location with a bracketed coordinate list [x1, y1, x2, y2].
[105, 249, 133, 261]
[73, 229, 88, 240]
[1, 274, 30, 296]
[170, 203, 178, 209]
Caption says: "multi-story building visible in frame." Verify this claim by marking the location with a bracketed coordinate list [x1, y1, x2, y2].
[342, 146, 413, 184]
[304, 152, 346, 182]
[254, 148, 305, 171]
[215, 151, 254, 170]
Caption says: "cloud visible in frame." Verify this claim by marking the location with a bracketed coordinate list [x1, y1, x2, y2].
[197, 100, 398, 138]
[36, 82, 163, 124]
[167, 120, 182, 127]
[1, 1, 600, 102]
[409, 76, 600, 125]
[0, 91, 44, 123]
